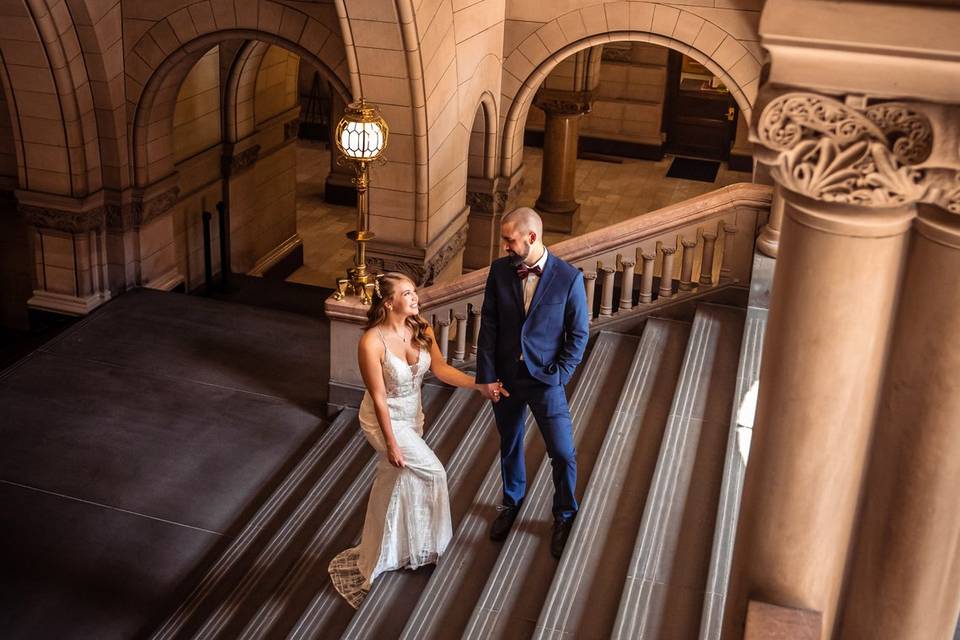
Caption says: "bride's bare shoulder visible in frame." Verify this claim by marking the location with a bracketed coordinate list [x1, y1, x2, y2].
[358, 327, 383, 352]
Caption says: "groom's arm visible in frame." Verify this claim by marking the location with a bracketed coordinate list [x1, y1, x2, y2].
[557, 272, 589, 385]
[476, 265, 499, 384]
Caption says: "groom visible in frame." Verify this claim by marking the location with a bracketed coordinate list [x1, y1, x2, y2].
[476, 207, 589, 558]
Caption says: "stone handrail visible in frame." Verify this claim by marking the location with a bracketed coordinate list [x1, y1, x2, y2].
[326, 182, 772, 407]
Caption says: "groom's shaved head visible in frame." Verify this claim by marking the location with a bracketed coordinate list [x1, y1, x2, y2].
[502, 207, 543, 237]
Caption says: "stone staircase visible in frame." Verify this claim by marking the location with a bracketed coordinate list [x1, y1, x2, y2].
[151, 301, 766, 640]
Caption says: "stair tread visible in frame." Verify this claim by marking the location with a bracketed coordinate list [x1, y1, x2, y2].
[149, 407, 359, 640]
[699, 304, 767, 640]
[457, 332, 642, 640]
[399, 331, 638, 640]
[533, 318, 692, 640]
[231, 385, 476, 639]
[611, 304, 744, 640]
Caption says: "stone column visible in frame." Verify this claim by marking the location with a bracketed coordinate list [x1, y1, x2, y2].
[838, 203, 960, 640]
[533, 88, 593, 234]
[722, 186, 914, 640]
[756, 185, 785, 258]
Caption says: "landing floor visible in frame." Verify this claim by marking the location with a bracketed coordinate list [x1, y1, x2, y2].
[0, 289, 329, 639]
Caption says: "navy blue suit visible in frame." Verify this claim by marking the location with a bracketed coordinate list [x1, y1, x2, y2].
[476, 251, 589, 521]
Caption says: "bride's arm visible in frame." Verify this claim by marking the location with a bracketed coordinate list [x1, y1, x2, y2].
[425, 325, 481, 391]
[358, 331, 405, 468]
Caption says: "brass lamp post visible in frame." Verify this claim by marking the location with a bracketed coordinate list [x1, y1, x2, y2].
[332, 99, 389, 304]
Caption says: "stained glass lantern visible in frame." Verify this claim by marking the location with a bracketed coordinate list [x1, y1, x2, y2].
[334, 100, 388, 161]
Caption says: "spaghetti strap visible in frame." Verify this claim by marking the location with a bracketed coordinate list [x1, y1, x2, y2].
[375, 327, 388, 348]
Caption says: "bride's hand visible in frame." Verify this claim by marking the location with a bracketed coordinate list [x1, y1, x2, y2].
[387, 443, 406, 468]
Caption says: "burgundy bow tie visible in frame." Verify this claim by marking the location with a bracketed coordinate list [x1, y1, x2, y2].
[516, 264, 543, 279]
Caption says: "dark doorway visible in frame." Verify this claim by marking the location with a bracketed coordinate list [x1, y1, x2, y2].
[663, 51, 737, 161]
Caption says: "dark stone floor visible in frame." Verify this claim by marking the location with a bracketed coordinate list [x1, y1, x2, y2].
[0, 289, 330, 639]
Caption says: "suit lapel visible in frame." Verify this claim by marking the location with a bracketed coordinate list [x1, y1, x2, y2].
[508, 263, 524, 316]
[526, 252, 556, 317]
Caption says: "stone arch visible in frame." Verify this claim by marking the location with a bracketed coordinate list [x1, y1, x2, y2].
[499, 3, 762, 177]
[223, 40, 271, 144]
[468, 91, 497, 181]
[126, 0, 352, 187]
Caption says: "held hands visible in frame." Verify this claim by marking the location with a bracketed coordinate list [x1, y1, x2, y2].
[386, 442, 405, 468]
[479, 381, 510, 403]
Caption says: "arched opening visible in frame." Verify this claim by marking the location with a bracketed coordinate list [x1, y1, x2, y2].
[513, 40, 756, 244]
[463, 96, 498, 270]
[0, 69, 32, 338]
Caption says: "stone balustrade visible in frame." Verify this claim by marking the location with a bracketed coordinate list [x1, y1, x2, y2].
[326, 183, 771, 408]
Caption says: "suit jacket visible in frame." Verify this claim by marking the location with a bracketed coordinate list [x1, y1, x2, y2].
[476, 251, 589, 387]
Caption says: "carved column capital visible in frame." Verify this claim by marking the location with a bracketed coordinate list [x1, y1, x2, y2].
[752, 90, 960, 213]
[533, 88, 594, 116]
[368, 223, 469, 287]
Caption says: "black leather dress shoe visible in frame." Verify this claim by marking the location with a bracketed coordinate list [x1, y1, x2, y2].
[490, 505, 520, 541]
[551, 516, 576, 559]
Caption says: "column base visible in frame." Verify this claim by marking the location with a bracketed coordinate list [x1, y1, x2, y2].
[28, 290, 111, 316]
[535, 199, 580, 234]
[756, 224, 780, 258]
[145, 268, 185, 292]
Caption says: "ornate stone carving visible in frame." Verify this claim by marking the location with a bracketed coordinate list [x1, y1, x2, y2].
[466, 190, 495, 214]
[368, 225, 469, 287]
[601, 46, 632, 63]
[284, 118, 300, 142]
[756, 92, 955, 209]
[226, 144, 261, 175]
[533, 88, 594, 116]
[136, 186, 180, 227]
[20, 203, 108, 233]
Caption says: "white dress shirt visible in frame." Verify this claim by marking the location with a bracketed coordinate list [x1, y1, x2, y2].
[523, 247, 549, 314]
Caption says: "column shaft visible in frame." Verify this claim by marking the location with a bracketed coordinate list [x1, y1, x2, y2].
[723, 188, 913, 640]
[839, 205, 960, 640]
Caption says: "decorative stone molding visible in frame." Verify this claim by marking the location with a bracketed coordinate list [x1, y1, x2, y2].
[755, 92, 959, 211]
[601, 46, 631, 64]
[533, 88, 594, 116]
[368, 224, 469, 287]
[20, 203, 109, 233]
[466, 189, 508, 215]
[136, 186, 181, 227]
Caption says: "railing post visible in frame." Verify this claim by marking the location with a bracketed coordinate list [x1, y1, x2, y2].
[216, 201, 230, 289]
[438, 318, 450, 362]
[202, 210, 213, 293]
[599, 266, 615, 317]
[659, 247, 676, 298]
[700, 232, 718, 285]
[679, 238, 697, 291]
[619, 259, 635, 311]
[639, 252, 655, 303]
[583, 271, 597, 319]
[453, 311, 467, 361]
[721, 223, 737, 278]
[469, 307, 481, 356]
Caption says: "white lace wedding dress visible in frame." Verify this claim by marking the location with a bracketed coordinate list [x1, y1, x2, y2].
[328, 331, 453, 608]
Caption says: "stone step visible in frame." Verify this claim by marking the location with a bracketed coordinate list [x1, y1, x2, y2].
[398, 331, 638, 640]
[150, 407, 359, 640]
[532, 318, 691, 640]
[226, 384, 474, 640]
[611, 304, 744, 640]
[461, 331, 641, 640]
[698, 269, 770, 640]
[286, 386, 496, 639]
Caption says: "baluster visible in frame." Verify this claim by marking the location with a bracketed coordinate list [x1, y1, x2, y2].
[619, 259, 636, 311]
[583, 271, 597, 319]
[659, 247, 676, 298]
[470, 306, 481, 356]
[721, 223, 737, 277]
[599, 266, 616, 317]
[679, 239, 697, 291]
[453, 311, 467, 361]
[438, 318, 451, 361]
[639, 252, 655, 303]
[700, 232, 718, 285]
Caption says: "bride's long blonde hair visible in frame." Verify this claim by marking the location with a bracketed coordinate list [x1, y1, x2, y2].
[365, 272, 433, 350]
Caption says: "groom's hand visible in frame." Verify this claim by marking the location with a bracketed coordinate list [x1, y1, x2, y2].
[481, 381, 509, 403]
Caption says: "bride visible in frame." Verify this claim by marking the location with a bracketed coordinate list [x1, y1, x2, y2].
[329, 272, 484, 608]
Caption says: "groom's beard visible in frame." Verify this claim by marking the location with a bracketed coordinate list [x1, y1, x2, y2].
[507, 242, 531, 265]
